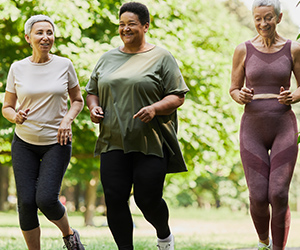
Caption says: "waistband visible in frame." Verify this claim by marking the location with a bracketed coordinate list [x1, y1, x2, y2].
[252, 93, 279, 100]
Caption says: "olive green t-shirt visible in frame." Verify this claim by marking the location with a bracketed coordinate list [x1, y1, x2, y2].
[85, 46, 189, 173]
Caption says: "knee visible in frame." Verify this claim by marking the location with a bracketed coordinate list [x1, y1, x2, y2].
[36, 196, 56, 214]
[36, 196, 66, 221]
[18, 197, 37, 214]
[105, 196, 123, 208]
[134, 196, 148, 211]
[269, 190, 288, 208]
[249, 193, 269, 209]
[134, 194, 159, 212]
[103, 185, 131, 206]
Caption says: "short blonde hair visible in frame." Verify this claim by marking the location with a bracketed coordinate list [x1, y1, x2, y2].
[24, 14, 55, 36]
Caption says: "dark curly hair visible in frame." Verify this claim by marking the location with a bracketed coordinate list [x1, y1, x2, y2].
[119, 2, 150, 25]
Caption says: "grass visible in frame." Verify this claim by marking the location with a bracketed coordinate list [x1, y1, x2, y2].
[1, 207, 300, 249]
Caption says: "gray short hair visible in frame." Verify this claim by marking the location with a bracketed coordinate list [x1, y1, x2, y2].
[24, 14, 55, 36]
[252, 0, 281, 17]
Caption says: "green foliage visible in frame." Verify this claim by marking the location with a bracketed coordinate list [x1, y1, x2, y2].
[142, 0, 253, 208]
[0, 0, 258, 209]
[0, 0, 121, 179]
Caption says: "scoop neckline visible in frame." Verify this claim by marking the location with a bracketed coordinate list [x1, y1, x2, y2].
[248, 40, 289, 55]
[27, 55, 55, 65]
[118, 45, 156, 55]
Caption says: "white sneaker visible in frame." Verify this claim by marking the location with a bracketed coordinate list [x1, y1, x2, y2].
[258, 237, 272, 250]
[157, 234, 175, 250]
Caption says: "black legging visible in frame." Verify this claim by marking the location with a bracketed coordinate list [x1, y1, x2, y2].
[100, 149, 171, 250]
[11, 134, 71, 231]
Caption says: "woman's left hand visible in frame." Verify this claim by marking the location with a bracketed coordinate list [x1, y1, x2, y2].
[133, 105, 156, 123]
[57, 122, 72, 145]
[278, 86, 293, 105]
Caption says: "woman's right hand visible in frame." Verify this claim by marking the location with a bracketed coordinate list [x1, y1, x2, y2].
[239, 87, 254, 104]
[90, 106, 104, 124]
[15, 108, 30, 124]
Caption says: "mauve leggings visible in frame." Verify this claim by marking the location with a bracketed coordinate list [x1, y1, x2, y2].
[100, 149, 171, 250]
[240, 104, 298, 250]
[11, 134, 71, 231]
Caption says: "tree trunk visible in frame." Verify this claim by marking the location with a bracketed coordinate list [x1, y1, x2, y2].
[0, 165, 9, 211]
[74, 184, 81, 211]
[84, 171, 99, 226]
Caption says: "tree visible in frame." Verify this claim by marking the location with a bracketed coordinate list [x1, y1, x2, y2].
[2, 0, 299, 218]
[0, 0, 256, 214]
[142, 0, 252, 208]
[0, 164, 9, 210]
[0, 0, 121, 220]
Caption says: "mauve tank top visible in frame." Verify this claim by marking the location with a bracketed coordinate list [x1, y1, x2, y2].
[244, 40, 293, 114]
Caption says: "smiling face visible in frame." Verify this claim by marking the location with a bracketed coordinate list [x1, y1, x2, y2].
[253, 6, 282, 39]
[25, 21, 54, 54]
[118, 11, 149, 48]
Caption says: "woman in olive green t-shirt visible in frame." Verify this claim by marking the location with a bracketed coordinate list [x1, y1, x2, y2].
[86, 2, 189, 250]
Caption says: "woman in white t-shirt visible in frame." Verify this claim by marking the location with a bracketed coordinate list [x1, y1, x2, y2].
[2, 15, 85, 250]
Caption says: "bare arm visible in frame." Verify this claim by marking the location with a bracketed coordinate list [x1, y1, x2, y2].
[2, 91, 30, 124]
[229, 43, 253, 105]
[86, 93, 104, 124]
[57, 85, 84, 145]
[133, 93, 185, 123]
[278, 41, 300, 105]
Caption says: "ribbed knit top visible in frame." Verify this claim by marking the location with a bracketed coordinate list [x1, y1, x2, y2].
[244, 40, 293, 114]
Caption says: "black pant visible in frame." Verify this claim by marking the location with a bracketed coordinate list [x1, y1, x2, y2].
[11, 134, 71, 231]
[100, 149, 171, 250]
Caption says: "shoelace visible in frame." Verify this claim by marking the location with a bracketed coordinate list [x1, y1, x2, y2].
[258, 247, 271, 250]
[63, 242, 76, 250]
[157, 243, 171, 250]
[63, 235, 78, 250]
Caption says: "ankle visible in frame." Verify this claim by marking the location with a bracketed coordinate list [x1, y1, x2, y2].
[63, 228, 74, 238]
[158, 234, 173, 242]
[259, 237, 270, 246]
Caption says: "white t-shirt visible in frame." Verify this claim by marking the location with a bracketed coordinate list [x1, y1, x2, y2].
[6, 55, 79, 145]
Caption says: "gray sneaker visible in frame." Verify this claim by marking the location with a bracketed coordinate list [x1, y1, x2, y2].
[63, 228, 85, 250]
[157, 234, 175, 250]
[258, 237, 272, 250]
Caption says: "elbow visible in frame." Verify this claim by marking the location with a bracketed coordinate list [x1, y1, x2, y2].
[2, 105, 9, 119]
[73, 96, 84, 112]
[178, 98, 184, 108]
[79, 98, 84, 111]
[78, 94, 84, 106]
[229, 87, 235, 97]
[169, 95, 185, 114]
[86, 93, 92, 100]
[177, 93, 185, 107]
[229, 88, 239, 100]
[86, 93, 97, 105]
[86, 93, 96, 101]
